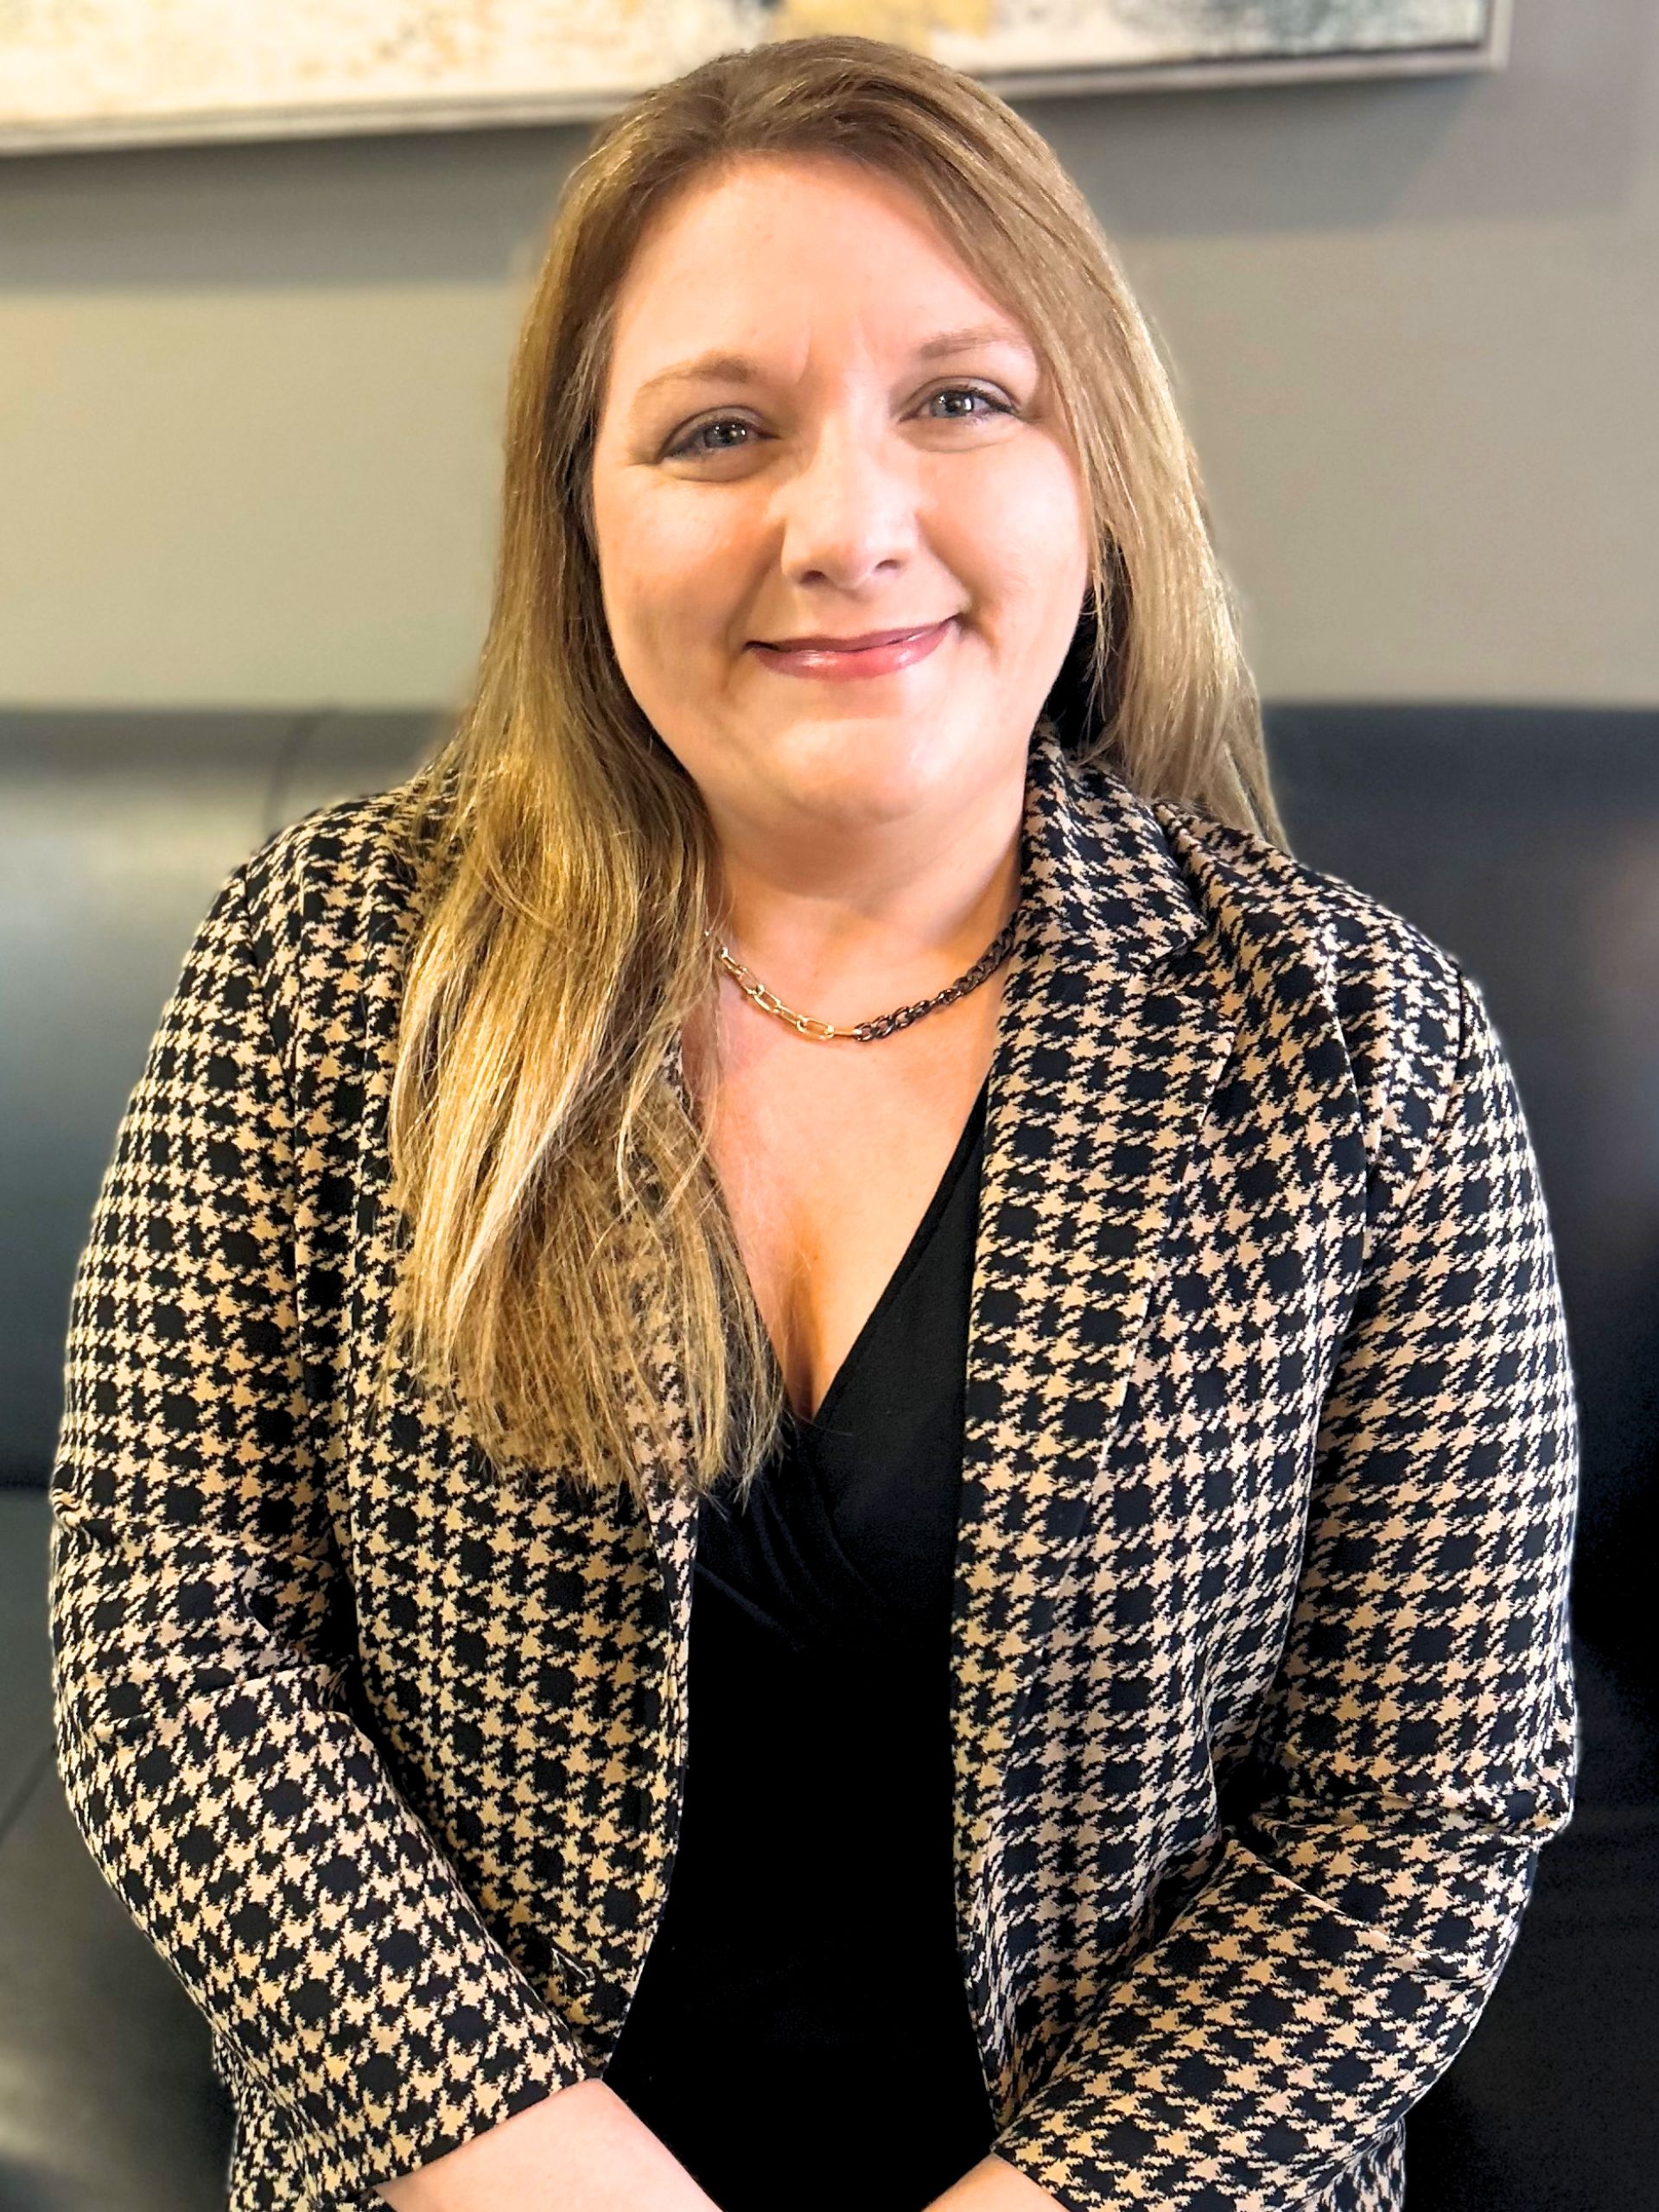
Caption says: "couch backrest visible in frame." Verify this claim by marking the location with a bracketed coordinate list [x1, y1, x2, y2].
[7, 703, 1656, 1696]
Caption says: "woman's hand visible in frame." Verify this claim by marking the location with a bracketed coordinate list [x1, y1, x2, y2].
[376, 2077, 721, 2211]
[925, 2151, 1069, 2210]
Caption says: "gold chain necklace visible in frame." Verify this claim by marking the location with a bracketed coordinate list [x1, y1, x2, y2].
[706, 906, 1020, 1043]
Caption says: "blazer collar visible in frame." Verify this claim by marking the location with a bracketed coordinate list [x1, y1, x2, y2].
[1010, 715, 1211, 984]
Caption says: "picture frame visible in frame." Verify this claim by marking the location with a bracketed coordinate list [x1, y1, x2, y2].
[0, 0, 1512, 157]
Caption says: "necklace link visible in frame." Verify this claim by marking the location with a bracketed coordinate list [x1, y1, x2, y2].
[708, 904, 1020, 1044]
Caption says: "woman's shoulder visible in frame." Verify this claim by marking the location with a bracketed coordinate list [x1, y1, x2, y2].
[225, 760, 451, 976]
[1145, 787, 1482, 1180]
[1147, 785, 1470, 1011]
[1147, 788, 1459, 993]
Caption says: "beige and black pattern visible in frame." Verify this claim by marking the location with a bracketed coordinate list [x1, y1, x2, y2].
[48, 721, 1580, 2212]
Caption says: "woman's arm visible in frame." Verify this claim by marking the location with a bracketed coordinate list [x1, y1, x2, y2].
[46, 855, 626, 2209]
[973, 968, 1580, 2212]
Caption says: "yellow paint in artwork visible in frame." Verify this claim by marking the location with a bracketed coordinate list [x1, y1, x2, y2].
[759, 0, 996, 50]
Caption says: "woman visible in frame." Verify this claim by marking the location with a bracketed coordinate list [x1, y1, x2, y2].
[48, 32, 1580, 2212]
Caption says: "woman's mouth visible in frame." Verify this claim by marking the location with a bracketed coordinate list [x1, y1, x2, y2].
[748, 617, 956, 681]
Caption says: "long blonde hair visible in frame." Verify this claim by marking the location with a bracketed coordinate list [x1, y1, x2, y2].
[378, 32, 1284, 1512]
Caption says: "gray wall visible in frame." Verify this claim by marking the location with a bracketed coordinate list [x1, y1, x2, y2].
[1, 4, 1653, 710]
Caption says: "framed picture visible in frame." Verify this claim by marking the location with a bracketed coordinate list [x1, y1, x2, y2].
[0, 1, 1512, 157]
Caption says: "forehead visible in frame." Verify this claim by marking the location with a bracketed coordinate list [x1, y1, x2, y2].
[603, 153, 1022, 386]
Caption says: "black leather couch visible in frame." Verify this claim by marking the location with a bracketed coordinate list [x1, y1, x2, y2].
[2, 704, 1653, 2211]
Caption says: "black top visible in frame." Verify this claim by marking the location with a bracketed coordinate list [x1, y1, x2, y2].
[604, 1077, 998, 2211]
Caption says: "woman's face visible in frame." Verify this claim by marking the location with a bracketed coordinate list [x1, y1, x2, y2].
[588, 150, 1092, 850]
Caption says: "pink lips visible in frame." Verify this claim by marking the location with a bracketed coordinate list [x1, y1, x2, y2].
[749, 617, 955, 681]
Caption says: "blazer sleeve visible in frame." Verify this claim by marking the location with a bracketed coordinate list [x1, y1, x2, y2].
[989, 966, 1581, 2212]
[47, 856, 596, 2211]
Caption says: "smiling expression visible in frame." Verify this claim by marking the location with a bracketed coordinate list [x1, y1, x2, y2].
[589, 149, 1093, 848]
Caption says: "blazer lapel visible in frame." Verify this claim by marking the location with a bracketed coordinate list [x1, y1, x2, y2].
[948, 726, 1239, 2101]
[633, 724, 1239, 2101]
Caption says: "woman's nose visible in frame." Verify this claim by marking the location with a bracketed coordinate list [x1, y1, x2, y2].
[771, 411, 924, 588]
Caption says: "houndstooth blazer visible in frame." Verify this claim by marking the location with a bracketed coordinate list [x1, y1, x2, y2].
[48, 720, 1580, 2212]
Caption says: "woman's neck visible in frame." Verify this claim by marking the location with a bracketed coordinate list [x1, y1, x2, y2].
[703, 771, 1025, 1017]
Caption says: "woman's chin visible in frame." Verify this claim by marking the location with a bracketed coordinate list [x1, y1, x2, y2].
[754, 728, 967, 830]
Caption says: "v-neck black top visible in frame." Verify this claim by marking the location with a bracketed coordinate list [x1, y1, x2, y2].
[603, 1076, 998, 2211]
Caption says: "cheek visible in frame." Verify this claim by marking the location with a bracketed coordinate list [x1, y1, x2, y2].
[942, 448, 1089, 610]
[613, 500, 752, 649]
[997, 451, 1089, 569]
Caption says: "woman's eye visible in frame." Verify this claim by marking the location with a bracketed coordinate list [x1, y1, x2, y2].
[666, 416, 755, 460]
[925, 384, 1015, 424]
[663, 384, 1014, 461]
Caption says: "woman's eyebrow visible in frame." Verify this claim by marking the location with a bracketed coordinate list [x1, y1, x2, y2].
[632, 321, 1037, 402]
